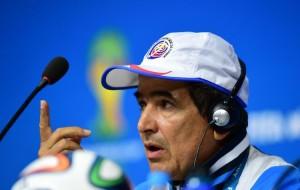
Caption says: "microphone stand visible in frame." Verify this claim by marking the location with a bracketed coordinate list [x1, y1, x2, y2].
[0, 79, 48, 141]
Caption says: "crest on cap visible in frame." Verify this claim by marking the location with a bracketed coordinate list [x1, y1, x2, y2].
[147, 37, 173, 59]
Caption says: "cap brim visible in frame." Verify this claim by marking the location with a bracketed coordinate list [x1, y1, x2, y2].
[101, 64, 173, 90]
[101, 64, 246, 107]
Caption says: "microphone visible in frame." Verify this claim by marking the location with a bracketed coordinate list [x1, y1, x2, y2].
[41, 56, 69, 85]
[0, 56, 69, 141]
[135, 171, 170, 190]
[185, 169, 214, 190]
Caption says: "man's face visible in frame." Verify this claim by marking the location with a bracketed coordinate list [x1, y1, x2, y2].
[135, 76, 215, 180]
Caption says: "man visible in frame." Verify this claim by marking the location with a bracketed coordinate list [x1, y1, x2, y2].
[39, 32, 300, 189]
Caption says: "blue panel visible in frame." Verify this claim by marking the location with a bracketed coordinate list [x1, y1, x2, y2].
[0, 0, 299, 189]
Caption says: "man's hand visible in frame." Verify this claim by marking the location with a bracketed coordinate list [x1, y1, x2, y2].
[38, 100, 91, 157]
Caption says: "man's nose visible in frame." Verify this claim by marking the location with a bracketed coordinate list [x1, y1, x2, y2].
[138, 104, 158, 134]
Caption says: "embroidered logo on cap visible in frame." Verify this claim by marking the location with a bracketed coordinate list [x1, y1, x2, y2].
[147, 37, 173, 59]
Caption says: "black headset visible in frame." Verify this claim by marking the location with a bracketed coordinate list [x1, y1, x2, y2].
[208, 58, 248, 132]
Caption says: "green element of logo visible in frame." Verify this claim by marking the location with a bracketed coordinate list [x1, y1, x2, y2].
[87, 30, 128, 139]
[89, 157, 123, 188]
[89, 31, 128, 63]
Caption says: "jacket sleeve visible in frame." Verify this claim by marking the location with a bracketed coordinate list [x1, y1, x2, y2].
[251, 165, 300, 190]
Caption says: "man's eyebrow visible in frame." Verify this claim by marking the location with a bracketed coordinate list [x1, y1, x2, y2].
[134, 90, 175, 99]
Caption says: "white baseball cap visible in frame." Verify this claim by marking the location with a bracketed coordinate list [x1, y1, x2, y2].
[101, 32, 249, 107]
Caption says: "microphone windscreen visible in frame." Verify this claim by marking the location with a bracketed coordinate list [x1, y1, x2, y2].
[42, 56, 69, 84]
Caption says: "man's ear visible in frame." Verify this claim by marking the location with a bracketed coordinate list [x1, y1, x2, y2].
[213, 130, 230, 141]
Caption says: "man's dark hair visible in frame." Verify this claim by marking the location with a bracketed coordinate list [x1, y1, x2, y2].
[187, 82, 248, 130]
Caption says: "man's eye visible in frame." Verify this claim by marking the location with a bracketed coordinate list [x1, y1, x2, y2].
[138, 100, 146, 111]
[159, 99, 174, 109]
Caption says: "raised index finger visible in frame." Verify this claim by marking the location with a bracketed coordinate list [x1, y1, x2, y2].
[39, 100, 52, 142]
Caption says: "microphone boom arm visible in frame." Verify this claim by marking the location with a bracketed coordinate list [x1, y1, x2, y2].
[0, 79, 48, 141]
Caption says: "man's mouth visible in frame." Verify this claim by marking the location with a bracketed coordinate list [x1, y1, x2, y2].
[144, 143, 165, 160]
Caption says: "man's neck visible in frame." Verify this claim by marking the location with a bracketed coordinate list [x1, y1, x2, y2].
[169, 129, 249, 189]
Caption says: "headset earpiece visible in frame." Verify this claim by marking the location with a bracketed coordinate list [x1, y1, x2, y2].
[209, 99, 246, 132]
[211, 101, 230, 128]
[209, 58, 247, 132]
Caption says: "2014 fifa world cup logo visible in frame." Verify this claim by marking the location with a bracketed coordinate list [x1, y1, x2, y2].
[87, 31, 128, 139]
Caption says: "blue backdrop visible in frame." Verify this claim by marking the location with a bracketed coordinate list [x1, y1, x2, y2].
[0, 0, 300, 189]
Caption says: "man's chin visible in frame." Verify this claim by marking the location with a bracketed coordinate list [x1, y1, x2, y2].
[149, 161, 169, 173]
